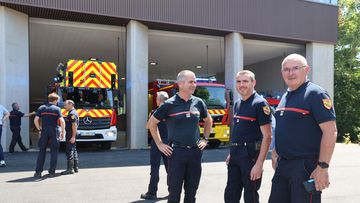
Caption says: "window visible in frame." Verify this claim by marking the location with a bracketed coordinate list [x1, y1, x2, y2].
[305, 0, 338, 6]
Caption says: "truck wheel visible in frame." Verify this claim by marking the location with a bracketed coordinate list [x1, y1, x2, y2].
[101, 142, 112, 150]
[208, 140, 221, 148]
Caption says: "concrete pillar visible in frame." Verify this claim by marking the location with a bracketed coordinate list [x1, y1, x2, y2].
[306, 43, 335, 99]
[126, 20, 148, 149]
[225, 33, 244, 102]
[0, 7, 30, 152]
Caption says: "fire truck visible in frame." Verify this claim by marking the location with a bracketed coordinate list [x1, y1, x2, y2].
[50, 58, 119, 150]
[148, 78, 232, 148]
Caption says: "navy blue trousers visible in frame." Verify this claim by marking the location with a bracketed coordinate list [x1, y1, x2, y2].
[9, 126, 27, 152]
[65, 134, 78, 161]
[148, 140, 169, 194]
[167, 147, 202, 203]
[0, 125, 4, 160]
[268, 158, 321, 203]
[224, 146, 261, 203]
[35, 128, 59, 174]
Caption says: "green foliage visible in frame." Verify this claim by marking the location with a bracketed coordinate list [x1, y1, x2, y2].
[335, 0, 360, 141]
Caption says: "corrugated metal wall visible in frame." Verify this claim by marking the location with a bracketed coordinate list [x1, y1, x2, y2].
[0, 0, 338, 43]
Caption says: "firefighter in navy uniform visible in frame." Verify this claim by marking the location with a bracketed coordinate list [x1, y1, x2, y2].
[61, 100, 79, 175]
[147, 70, 213, 203]
[141, 91, 170, 200]
[224, 70, 272, 203]
[269, 54, 337, 203]
[9, 102, 35, 153]
[34, 93, 65, 178]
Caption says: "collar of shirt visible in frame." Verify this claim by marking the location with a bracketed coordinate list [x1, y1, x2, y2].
[287, 80, 310, 94]
[241, 91, 256, 103]
[175, 93, 194, 103]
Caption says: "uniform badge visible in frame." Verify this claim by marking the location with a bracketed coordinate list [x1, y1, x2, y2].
[71, 115, 75, 119]
[322, 98, 332, 110]
[186, 113, 191, 118]
[263, 105, 271, 115]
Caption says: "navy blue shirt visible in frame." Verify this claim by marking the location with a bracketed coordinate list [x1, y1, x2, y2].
[231, 92, 272, 143]
[65, 109, 79, 132]
[36, 104, 62, 129]
[275, 81, 336, 158]
[9, 110, 25, 127]
[150, 109, 168, 140]
[153, 94, 208, 146]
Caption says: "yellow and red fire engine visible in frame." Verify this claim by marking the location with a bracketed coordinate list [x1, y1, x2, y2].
[51, 58, 119, 149]
[148, 78, 231, 148]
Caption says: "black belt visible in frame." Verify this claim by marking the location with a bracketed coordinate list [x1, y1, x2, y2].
[231, 142, 255, 147]
[171, 143, 198, 149]
[280, 156, 318, 160]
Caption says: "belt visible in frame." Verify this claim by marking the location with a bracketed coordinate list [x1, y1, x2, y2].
[231, 142, 255, 147]
[171, 143, 198, 149]
[280, 156, 318, 160]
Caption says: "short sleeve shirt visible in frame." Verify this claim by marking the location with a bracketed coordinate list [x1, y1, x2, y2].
[9, 110, 25, 127]
[153, 94, 208, 146]
[231, 92, 272, 143]
[65, 109, 79, 132]
[0, 105, 9, 125]
[275, 81, 336, 158]
[36, 104, 62, 129]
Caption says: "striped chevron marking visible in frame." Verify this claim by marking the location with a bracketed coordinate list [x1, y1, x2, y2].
[61, 109, 113, 118]
[85, 61, 102, 88]
[66, 60, 85, 87]
[208, 109, 226, 115]
[100, 62, 118, 89]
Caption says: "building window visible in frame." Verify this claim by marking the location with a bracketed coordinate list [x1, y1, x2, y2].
[305, 0, 338, 6]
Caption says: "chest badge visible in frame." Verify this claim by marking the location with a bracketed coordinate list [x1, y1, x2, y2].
[186, 112, 191, 118]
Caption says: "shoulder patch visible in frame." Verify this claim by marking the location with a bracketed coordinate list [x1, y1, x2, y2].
[71, 115, 75, 119]
[322, 98, 332, 110]
[263, 105, 271, 115]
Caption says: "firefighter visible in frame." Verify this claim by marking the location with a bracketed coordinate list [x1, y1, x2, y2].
[141, 91, 169, 200]
[61, 100, 79, 175]
[9, 102, 35, 153]
[224, 70, 272, 203]
[147, 70, 212, 203]
[268, 54, 337, 203]
[34, 93, 65, 178]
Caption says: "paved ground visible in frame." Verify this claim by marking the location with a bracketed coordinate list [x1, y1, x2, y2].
[0, 143, 359, 203]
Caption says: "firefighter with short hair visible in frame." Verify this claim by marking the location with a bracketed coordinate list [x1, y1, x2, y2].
[61, 100, 79, 175]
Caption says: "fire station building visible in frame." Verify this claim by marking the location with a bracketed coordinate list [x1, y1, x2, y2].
[0, 0, 338, 150]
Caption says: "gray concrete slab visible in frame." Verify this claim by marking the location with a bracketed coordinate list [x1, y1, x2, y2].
[0, 143, 359, 202]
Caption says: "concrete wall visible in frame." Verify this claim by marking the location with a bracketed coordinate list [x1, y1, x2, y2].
[0, 6, 30, 151]
[306, 43, 334, 99]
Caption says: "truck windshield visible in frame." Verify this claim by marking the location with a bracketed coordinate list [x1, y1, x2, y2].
[194, 86, 226, 109]
[58, 87, 113, 109]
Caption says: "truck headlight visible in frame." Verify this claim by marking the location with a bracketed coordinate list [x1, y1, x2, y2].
[106, 131, 116, 137]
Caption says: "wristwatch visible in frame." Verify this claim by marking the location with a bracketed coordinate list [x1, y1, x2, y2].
[318, 161, 329, 169]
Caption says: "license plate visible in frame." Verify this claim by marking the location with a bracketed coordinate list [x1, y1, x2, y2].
[81, 132, 95, 136]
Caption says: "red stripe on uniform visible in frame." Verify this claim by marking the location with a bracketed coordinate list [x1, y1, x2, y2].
[233, 115, 257, 121]
[276, 107, 310, 115]
[41, 112, 59, 116]
[169, 111, 190, 117]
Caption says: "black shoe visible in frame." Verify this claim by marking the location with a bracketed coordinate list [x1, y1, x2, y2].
[61, 160, 74, 175]
[48, 173, 56, 178]
[22, 148, 29, 152]
[140, 192, 157, 200]
[34, 172, 42, 178]
[61, 169, 74, 175]
[74, 160, 79, 173]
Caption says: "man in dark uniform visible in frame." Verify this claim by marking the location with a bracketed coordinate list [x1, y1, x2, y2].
[141, 91, 169, 200]
[269, 54, 337, 203]
[34, 93, 65, 178]
[61, 100, 79, 175]
[147, 70, 213, 203]
[224, 70, 272, 203]
[9, 102, 35, 153]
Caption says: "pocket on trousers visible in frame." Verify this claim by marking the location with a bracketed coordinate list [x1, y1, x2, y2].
[302, 159, 317, 176]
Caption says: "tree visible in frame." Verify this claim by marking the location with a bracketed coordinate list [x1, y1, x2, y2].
[334, 0, 360, 141]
